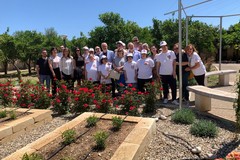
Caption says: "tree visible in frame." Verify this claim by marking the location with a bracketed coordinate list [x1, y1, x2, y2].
[0, 30, 21, 79]
[88, 12, 152, 50]
[14, 30, 44, 74]
[42, 27, 62, 51]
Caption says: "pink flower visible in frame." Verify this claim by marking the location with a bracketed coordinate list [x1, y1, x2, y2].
[56, 98, 61, 103]
[74, 97, 79, 101]
[128, 84, 133, 87]
[83, 104, 89, 108]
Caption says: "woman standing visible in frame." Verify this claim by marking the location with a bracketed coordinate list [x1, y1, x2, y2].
[185, 44, 206, 86]
[59, 48, 75, 90]
[173, 43, 190, 103]
[136, 49, 154, 92]
[156, 41, 178, 105]
[113, 48, 126, 91]
[48, 47, 61, 96]
[73, 47, 84, 85]
[123, 53, 137, 88]
[85, 51, 99, 84]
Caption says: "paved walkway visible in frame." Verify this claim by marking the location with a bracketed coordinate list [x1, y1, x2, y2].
[189, 63, 239, 123]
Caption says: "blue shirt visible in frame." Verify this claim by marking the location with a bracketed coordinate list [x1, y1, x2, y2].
[99, 50, 115, 63]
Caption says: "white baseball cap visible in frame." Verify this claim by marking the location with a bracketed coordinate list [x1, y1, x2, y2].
[89, 48, 94, 52]
[83, 46, 89, 50]
[160, 41, 167, 47]
[116, 41, 124, 46]
[141, 49, 148, 54]
[101, 55, 107, 59]
[127, 53, 133, 57]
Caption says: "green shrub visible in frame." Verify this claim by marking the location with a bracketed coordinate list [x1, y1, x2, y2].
[0, 110, 7, 118]
[171, 108, 195, 124]
[112, 116, 123, 131]
[9, 110, 16, 119]
[190, 120, 218, 138]
[94, 131, 108, 150]
[86, 115, 98, 127]
[62, 129, 76, 145]
[22, 153, 43, 160]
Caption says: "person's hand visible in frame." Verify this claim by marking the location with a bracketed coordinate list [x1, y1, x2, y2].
[52, 73, 56, 78]
[185, 67, 191, 71]
[173, 72, 176, 79]
[37, 75, 40, 80]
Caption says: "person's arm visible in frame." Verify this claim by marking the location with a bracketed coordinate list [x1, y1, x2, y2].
[124, 70, 128, 82]
[59, 58, 63, 79]
[156, 61, 161, 78]
[36, 64, 40, 80]
[173, 59, 177, 78]
[48, 59, 55, 78]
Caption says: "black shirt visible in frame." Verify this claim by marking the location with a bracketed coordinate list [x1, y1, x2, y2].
[36, 57, 51, 75]
[175, 52, 189, 74]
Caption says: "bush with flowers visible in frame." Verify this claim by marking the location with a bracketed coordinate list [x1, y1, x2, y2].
[0, 80, 14, 107]
[215, 151, 240, 160]
[92, 84, 112, 113]
[117, 84, 143, 116]
[31, 84, 52, 109]
[143, 81, 159, 113]
[52, 81, 72, 114]
[15, 80, 34, 108]
[71, 87, 94, 113]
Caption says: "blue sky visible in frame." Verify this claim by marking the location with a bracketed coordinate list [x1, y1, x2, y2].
[0, 0, 240, 39]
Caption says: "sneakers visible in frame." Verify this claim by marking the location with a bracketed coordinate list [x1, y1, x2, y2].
[172, 100, 179, 105]
[163, 99, 168, 104]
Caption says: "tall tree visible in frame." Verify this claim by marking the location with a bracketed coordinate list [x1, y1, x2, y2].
[14, 30, 44, 74]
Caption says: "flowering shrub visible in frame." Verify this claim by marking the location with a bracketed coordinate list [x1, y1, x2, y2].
[71, 87, 94, 113]
[52, 82, 72, 114]
[15, 80, 34, 108]
[93, 85, 112, 113]
[143, 82, 158, 113]
[0, 80, 14, 106]
[117, 84, 143, 116]
[215, 151, 240, 160]
[32, 84, 52, 109]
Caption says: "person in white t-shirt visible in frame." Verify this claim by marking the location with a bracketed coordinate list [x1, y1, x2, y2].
[85, 52, 100, 84]
[185, 44, 206, 86]
[123, 53, 137, 88]
[136, 49, 154, 92]
[156, 41, 179, 105]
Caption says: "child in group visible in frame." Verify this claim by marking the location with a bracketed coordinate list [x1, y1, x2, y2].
[123, 53, 137, 88]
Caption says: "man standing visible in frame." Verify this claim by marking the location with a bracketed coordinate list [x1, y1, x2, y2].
[57, 45, 64, 58]
[100, 42, 116, 97]
[127, 42, 141, 62]
[36, 49, 52, 92]
[95, 46, 102, 57]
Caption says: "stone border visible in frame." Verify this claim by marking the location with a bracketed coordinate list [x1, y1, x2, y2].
[3, 112, 156, 160]
[0, 108, 52, 143]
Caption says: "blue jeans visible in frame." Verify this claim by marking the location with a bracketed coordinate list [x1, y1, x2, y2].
[40, 74, 51, 91]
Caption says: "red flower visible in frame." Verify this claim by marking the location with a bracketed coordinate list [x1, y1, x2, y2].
[131, 88, 136, 91]
[116, 105, 119, 108]
[119, 83, 124, 87]
[160, 88, 163, 91]
[128, 84, 133, 87]
[83, 104, 89, 108]
[89, 78, 92, 81]
[91, 93, 95, 98]
[4, 94, 8, 97]
[96, 105, 101, 109]
[56, 98, 61, 103]
[138, 91, 142, 95]
[93, 100, 98, 104]
[74, 97, 79, 101]
[130, 106, 136, 111]
[61, 84, 67, 89]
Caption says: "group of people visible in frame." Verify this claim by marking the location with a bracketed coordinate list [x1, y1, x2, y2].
[36, 36, 206, 105]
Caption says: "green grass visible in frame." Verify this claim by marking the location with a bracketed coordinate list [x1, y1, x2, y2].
[207, 75, 219, 87]
[171, 108, 195, 124]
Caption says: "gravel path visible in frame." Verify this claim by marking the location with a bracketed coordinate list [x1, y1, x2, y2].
[0, 114, 74, 159]
[142, 107, 239, 160]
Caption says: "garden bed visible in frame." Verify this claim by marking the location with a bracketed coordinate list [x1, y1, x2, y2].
[3, 112, 156, 160]
[0, 108, 52, 143]
[143, 107, 239, 160]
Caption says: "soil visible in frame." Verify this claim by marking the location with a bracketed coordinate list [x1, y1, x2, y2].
[37, 119, 136, 160]
[0, 110, 32, 125]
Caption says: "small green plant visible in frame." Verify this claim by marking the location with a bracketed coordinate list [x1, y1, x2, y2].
[9, 110, 17, 119]
[22, 153, 44, 160]
[86, 115, 98, 127]
[171, 108, 195, 124]
[94, 131, 108, 150]
[112, 116, 123, 131]
[62, 129, 76, 145]
[190, 120, 218, 138]
[0, 110, 7, 118]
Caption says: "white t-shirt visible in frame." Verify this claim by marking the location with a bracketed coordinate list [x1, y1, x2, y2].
[49, 56, 61, 69]
[123, 61, 137, 83]
[136, 58, 154, 79]
[156, 50, 176, 75]
[85, 60, 99, 82]
[98, 63, 112, 84]
[189, 52, 206, 76]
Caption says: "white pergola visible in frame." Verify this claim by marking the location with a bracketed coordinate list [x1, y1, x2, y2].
[165, 0, 240, 108]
